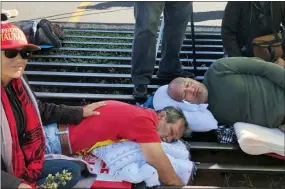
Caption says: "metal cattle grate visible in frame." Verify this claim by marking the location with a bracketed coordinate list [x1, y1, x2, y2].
[25, 24, 285, 188]
[26, 27, 223, 105]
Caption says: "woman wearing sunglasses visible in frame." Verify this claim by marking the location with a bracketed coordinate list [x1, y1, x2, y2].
[1, 23, 106, 188]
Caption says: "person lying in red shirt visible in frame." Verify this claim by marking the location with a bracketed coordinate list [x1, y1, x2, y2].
[44, 100, 189, 186]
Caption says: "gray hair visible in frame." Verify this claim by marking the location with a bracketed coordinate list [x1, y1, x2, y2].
[156, 106, 191, 134]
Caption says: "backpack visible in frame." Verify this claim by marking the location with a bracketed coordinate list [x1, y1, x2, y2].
[251, 2, 285, 62]
[19, 19, 65, 48]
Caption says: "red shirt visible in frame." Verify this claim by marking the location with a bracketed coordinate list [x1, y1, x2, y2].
[68, 100, 161, 154]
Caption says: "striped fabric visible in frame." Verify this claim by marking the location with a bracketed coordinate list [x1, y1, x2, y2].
[216, 125, 237, 144]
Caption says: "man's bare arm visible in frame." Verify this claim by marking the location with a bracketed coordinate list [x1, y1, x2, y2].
[139, 142, 184, 186]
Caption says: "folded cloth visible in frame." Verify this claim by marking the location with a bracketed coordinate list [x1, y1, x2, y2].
[114, 160, 159, 187]
[92, 140, 195, 187]
[136, 94, 154, 109]
[92, 141, 190, 174]
[234, 122, 285, 157]
[161, 140, 190, 160]
[92, 141, 144, 175]
[45, 140, 196, 187]
[113, 154, 195, 187]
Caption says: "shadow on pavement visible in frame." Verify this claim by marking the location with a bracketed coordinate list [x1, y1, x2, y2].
[79, 1, 134, 10]
[79, 2, 223, 23]
[16, 2, 224, 24]
[17, 8, 132, 22]
[194, 10, 224, 22]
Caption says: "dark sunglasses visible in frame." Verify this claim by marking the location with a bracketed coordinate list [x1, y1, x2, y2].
[2, 49, 32, 59]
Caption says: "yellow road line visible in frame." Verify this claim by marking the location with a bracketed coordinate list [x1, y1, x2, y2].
[69, 1, 90, 22]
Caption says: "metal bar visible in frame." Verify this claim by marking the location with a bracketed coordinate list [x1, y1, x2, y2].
[160, 186, 268, 189]
[59, 47, 134, 52]
[63, 28, 221, 37]
[190, 3, 197, 73]
[57, 47, 224, 55]
[24, 71, 204, 80]
[62, 41, 133, 45]
[35, 92, 135, 100]
[28, 62, 132, 68]
[197, 163, 284, 174]
[27, 62, 209, 71]
[61, 41, 224, 49]
[65, 35, 133, 39]
[65, 35, 223, 42]
[29, 81, 161, 89]
[54, 21, 221, 31]
[64, 29, 134, 34]
[156, 15, 164, 57]
[30, 55, 217, 63]
[25, 71, 130, 78]
[31, 54, 132, 60]
[189, 142, 239, 151]
[184, 39, 222, 43]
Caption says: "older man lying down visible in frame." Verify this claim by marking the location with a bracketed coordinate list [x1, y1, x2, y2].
[153, 84, 218, 132]
[166, 57, 285, 130]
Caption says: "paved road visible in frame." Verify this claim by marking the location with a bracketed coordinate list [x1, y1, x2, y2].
[2, 1, 227, 26]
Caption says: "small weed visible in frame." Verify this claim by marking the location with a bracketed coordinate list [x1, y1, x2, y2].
[64, 30, 133, 38]
[237, 174, 254, 188]
[64, 37, 131, 43]
[63, 43, 131, 49]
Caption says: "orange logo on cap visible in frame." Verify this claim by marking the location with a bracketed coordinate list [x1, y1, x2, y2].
[1, 28, 27, 43]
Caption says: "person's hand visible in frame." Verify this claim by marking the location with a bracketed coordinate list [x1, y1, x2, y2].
[275, 57, 285, 67]
[18, 183, 32, 188]
[83, 101, 106, 117]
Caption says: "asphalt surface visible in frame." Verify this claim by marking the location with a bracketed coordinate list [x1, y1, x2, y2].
[2, 1, 227, 26]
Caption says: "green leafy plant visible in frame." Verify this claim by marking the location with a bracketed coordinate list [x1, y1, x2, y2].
[38, 170, 72, 189]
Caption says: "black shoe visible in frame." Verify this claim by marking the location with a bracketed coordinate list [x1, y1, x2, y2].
[133, 84, 148, 99]
[156, 70, 195, 80]
[180, 70, 195, 78]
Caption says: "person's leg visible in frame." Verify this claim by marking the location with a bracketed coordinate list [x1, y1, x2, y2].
[43, 123, 63, 154]
[37, 159, 81, 189]
[131, 2, 165, 98]
[157, 2, 194, 78]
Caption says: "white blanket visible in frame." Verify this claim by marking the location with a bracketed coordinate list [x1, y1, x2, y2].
[45, 141, 196, 187]
[92, 140, 195, 187]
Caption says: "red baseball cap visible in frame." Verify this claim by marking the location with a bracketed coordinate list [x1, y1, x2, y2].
[1, 23, 40, 51]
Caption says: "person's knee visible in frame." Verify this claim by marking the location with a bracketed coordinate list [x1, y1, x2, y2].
[66, 161, 81, 178]
[64, 161, 81, 187]
[55, 160, 81, 181]
[135, 16, 160, 35]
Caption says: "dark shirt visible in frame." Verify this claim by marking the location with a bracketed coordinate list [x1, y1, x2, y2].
[1, 84, 24, 188]
[221, 2, 285, 57]
[5, 83, 26, 146]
